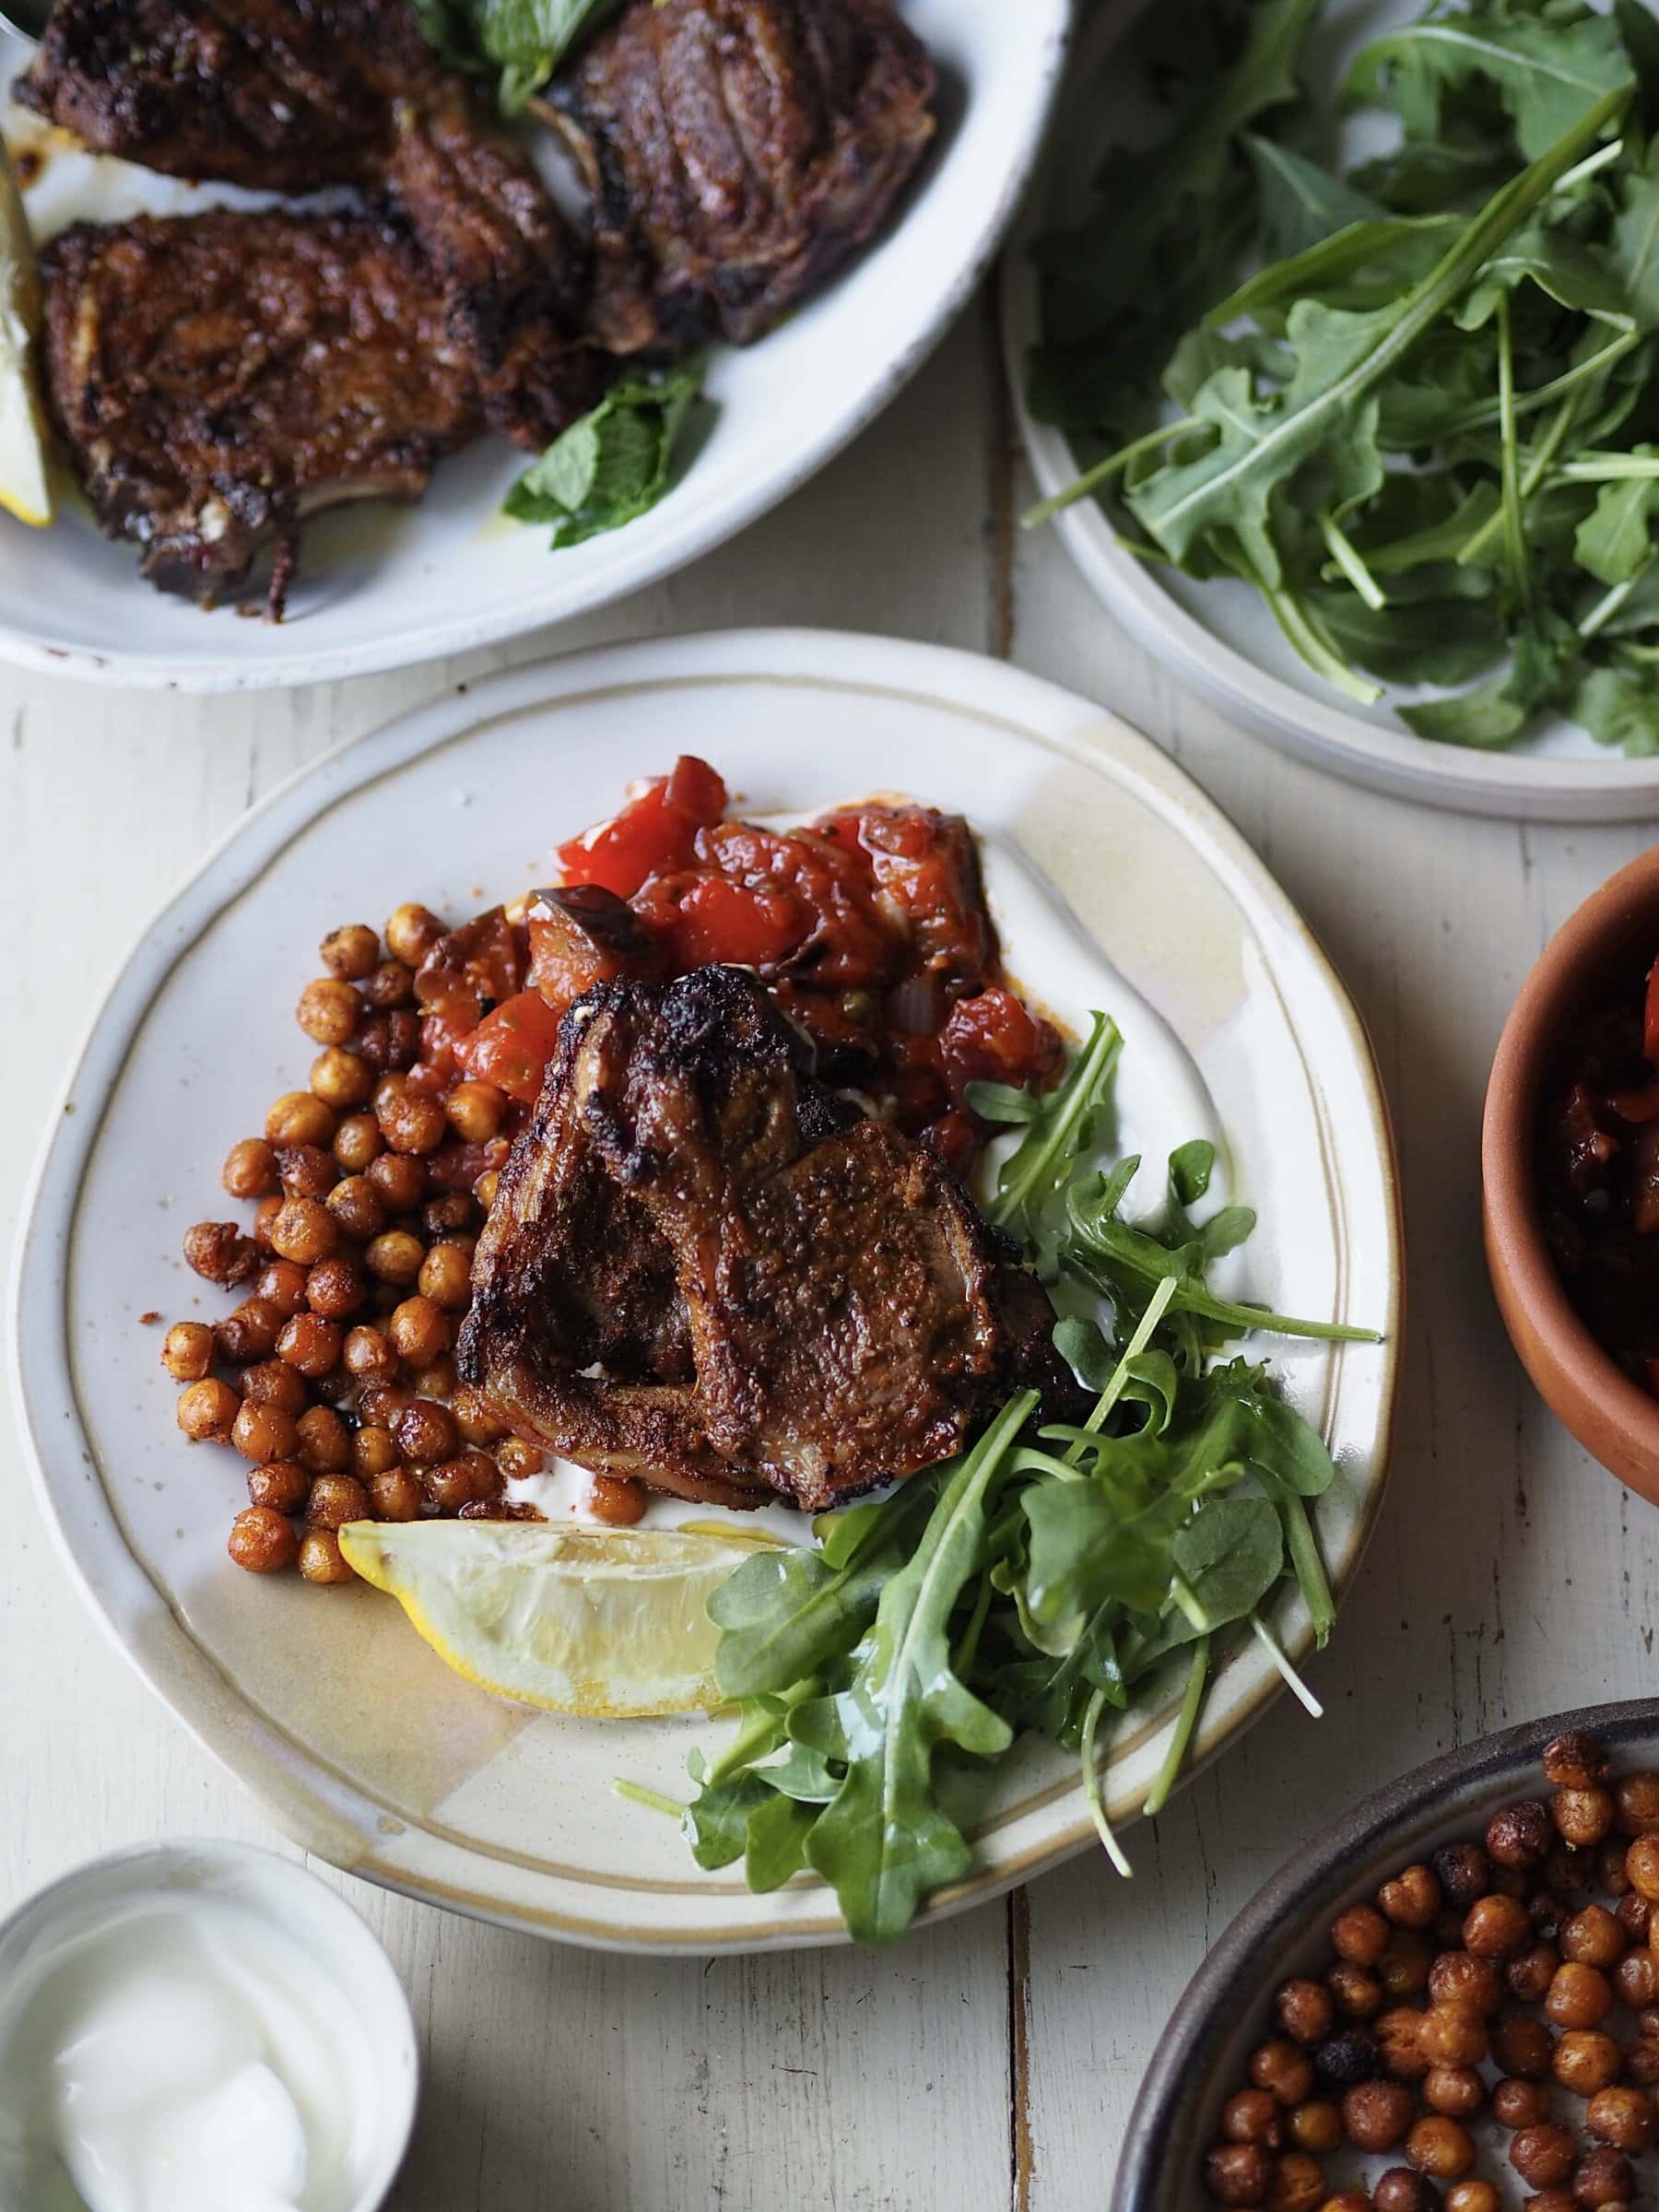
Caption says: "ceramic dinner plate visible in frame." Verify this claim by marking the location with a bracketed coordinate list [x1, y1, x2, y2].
[1003, 0, 1659, 824]
[10, 629, 1401, 1952]
[0, 0, 1068, 690]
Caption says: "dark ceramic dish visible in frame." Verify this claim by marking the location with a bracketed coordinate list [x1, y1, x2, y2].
[1110, 1699, 1659, 2209]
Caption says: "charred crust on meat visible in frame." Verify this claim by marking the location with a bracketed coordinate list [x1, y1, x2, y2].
[460, 966, 1075, 1514]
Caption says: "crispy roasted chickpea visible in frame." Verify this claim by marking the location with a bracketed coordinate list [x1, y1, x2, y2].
[394, 1399, 459, 1465]
[412, 1353, 458, 1401]
[296, 1527, 355, 1585]
[1285, 2102, 1337, 2154]
[1493, 2077, 1550, 2129]
[240, 1360, 307, 1416]
[320, 924, 380, 982]
[252, 1195, 284, 1250]
[496, 1436, 544, 1481]
[1418, 2007, 1485, 2069]
[426, 1453, 501, 1513]
[1329, 1901, 1391, 1962]
[296, 1404, 349, 1474]
[1205, 2144, 1272, 2206]
[1624, 1835, 1659, 1900]
[334, 1112, 383, 1173]
[304, 1256, 366, 1322]
[1423, 2064, 1483, 2118]
[370, 1466, 424, 1522]
[1378, 1932, 1433, 2000]
[367, 1151, 427, 1210]
[1547, 1960, 1613, 2030]
[423, 1190, 479, 1238]
[1317, 2195, 1371, 2212]
[183, 1218, 260, 1286]
[1587, 2085, 1654, 2150]
[228, 1505, 298, 1573]
[1431, 1842, 1492, 1911]
[1371, 2177, 1438, 2212]
[359, 1380, 415, 1427]
[366, 1228, 426, 1285]
[265, 1091, 335, 1148]
[1488, 1802, 1553, 1871]
[161, 1321, 214, 1382]
[451, 1382, 507, 1445]
[1340, 2078, 1411, 2150]
[1265, 2153, 1324, 2212]
[442, 1078, 508, 1144]
[474, 1168, 500, 1210]
[177, 1377, 241, 1441]
[230, 1398, 299, 1465]
[267, 1196, 337, 1266]
[349, 1425, 399, 1482]
[326, 1174, 385, 1241]
[1465, 1894, 1532, 1958]
[1380, 1866, 1441, 1930]
[275, 1143, 336, 1201]
[306, 1473, 371, 1529]
[385, 902, 443, 966]
[389, 1294, 446, 1366]
[418, 1241, 473, 1311]
[276, 1312, 341, 1377]
[222, 1136, 277, 1199]
[216, 1297, 285, 1363]
[309, 1046, 372, 1112]
[590, 1474, 648, 1526]
[1615, 1947, 1659, 2008]
[1559, 1903, 1622, 1969]
[1546, 1734, 1611, 1790]
[1508, 1941, 1561, 2004]
[1571, 2148, 1636, 2206]
[255, 1259, 310, 1319]
[375, 1079, 446, 1158]
[1251, 2042, 1316, 2108]
[1553, 2030, 1622, 2098]
[1444, 2187, 1499, 2212]
[246, 1460, 308, 1514]
[1553, 1787, 1616, 1848]
[359, 1009, 421, 1073]
[297, 977, 361, 1046]
[1325, 1961, 1383, 2019]
[1427, 1952, 1501, 2017]
[1616, 1888, 1652, 1942]
[1510, 2124, 1577, 2188]
[1405, 2114, 1472, 2179]
[1616, 1774, 1659, 1836]
[1492, 2008, 1554, 2079]
[361, 956, 415, 1009]
[343, 1324, 397, 1385]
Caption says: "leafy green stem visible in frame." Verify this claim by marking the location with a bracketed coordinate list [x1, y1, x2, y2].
[1080, 1688, 1134, 1878]
[1024, 419, 1204, 529]
[1250, 1612, 1324, 1717]
[1144, 1637, 1211, 1818]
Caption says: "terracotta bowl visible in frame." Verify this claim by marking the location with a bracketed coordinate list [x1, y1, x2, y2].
[1483, 843, 1659, 1502]
[1111, 1699, 1659, 2208]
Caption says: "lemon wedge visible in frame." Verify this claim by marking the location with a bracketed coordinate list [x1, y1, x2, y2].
[337, 1520, 759, 1717]
[0, 138, 51, 528]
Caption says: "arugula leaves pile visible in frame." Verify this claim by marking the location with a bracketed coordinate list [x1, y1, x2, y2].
[1029, 0, 1659, 756]
[413, 0, 620, 109]
[639, 1015, 1377, 1946]
[505, 359, 707, 549]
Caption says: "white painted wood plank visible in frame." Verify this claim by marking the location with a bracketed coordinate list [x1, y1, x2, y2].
[0, 311, 1018, 2212]
[1011, 480, 1659, 2207]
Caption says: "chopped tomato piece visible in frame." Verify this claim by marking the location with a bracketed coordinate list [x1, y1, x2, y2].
[692, 819, 892, 987]
[821, 805, 993, 989]
[557, 758, 729, 899]
[456, 991, 567, 1106]
[526, 884, 664, 1014]
[665, 875, 805, 971]
[939, 986, 1064, 1105]
[1645, 958, 1659, 1065]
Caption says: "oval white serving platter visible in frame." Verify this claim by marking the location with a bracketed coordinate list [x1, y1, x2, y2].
[10, 629, 1400, 1952]
[0, 0, 1069, 691]
[1004, 0, 1659, 824]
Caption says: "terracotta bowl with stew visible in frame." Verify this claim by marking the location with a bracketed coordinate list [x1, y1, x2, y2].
[1483, 844, 1659, 1502]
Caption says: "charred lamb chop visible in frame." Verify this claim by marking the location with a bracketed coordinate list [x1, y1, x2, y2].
[458, 966, 1071, 1514]
[39, 209, 482, 612]
[551, 0, 936, 352]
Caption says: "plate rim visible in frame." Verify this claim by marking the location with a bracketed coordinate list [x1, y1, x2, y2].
[999, 1, 1659, 826]
[0, 0, 1074, 694]
[8, 627, 1402, 1951]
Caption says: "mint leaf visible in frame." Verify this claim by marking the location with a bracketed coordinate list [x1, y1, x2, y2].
[414, 0, 623, 108]
[504, 358, 707, 548]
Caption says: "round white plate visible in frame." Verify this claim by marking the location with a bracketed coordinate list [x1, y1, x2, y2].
[1004, 0, 1659, 823]
[10, 629, 1400, 1952]
[0, 0, 1069, 691]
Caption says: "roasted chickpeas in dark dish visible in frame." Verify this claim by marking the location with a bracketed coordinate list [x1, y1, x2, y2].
[1203, 1739, 1659, 2204]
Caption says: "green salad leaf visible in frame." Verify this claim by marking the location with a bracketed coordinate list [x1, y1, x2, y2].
[630, 1006, 1381, 1944]
[412, 0, 621, 107]
[504, 359, 707, 549]
[1025, 0, 1659, 757]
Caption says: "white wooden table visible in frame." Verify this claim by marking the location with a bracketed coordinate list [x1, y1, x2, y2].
[4, 280, 1656, 2211]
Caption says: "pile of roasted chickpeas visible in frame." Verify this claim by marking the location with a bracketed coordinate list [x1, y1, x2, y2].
[161, 905, 643, 1587]
[1205, 1734, 1659, 2209]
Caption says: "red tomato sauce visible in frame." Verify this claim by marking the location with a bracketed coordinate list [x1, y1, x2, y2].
[1541, 957, 1659, 1392]
[411, 757, 1062, 1173]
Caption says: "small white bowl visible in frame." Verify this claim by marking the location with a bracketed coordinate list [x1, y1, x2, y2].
[0, 1839, 418, 2212]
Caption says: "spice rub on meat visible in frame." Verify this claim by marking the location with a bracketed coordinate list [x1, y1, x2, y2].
[551, 0, 937, 353]
[458, 966, 1072, 1513]
[39, 210, 482, 612]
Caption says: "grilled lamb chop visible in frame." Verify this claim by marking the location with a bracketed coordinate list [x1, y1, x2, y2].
[16, 0, 438, 191]
[550, 0, 936, 353]
[18, 0, 601, 452]
[458, 966, 1069, 1513]
[40, 209, 481, 611]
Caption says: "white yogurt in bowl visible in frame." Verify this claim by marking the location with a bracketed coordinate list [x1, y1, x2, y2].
[0, 1842, 417, 2212]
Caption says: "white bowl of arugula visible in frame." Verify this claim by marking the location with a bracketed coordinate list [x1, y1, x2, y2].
[1006, 0, 1659, 820]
